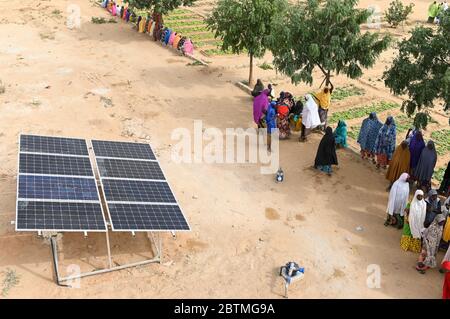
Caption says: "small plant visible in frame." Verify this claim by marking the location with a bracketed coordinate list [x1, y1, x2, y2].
[431, 129, 450, 156]
[0, 80, 5, 94]
[186, 60, 204, 66]
[433, 166, 446, 183]
[91, 17, 117, 24]
[384, 0, 414, 28]
[331, 85, 365, 101]
[2, 268, 20, 297]
[52, 9, 62, 16]
[258, 62, 273, 70]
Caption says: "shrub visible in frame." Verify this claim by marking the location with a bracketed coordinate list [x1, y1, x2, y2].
[384, 0, 414, 28]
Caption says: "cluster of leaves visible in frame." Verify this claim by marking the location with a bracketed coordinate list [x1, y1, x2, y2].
[128, 0, 196, 15]
[384, 10, 450, 116]
[269, 0, 391, 87]
[384, 0, 414, 28]
[433, 166, 446, 183]
[430, 129, 450, 156]
[91, 17, 117, 24]
[328, 101, 399, 124]
[347, 125, 361, 140]
[2, 269, 19, 297]
[331, 85, 365, 101]
[258, 61, 273, 70]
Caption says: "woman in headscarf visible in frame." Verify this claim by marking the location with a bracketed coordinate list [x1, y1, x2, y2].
[385, 140, 410, 189]
[414, 140, 437, 190]
[182, 38, 194, 55]
[253, 89, 269, 128]
[416, 213, 446, 273]
[111, 2, 117, 15]
[384, 173, 410, 228]
[251, 79, 264, 97]
[299, 94, 321, 142]
[314, 126, 338, 175]
[408, 130, 425, 173]
[400, 190, 426, 253]
[265, 101, 277, 152]
[439, 161, 450, 196]
[373, 116, 396, 169]
[357, 112, 383, 160]
[276, 97, 291, 139]
[139, 16, 147, 33]
[334, 120, 348, 148]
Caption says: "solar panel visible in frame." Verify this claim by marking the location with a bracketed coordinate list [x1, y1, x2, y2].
[20, 134, 89, 156]
[102, 179, 176, 203]
[93, 139, 190, 231]
[18, 175, 99, 201]
[96, 158, 164, 180]
[108, 203, 189, 231]
[16, 201, 105, 231]
[19, 153, 94, 177]
[92, 140, 156, 160]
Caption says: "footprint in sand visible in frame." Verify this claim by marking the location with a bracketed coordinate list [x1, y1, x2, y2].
[186, 239, 208, 252]
[265, 207, 280, 220]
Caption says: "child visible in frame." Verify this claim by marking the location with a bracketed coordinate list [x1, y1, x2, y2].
[265, 102, 277, 152]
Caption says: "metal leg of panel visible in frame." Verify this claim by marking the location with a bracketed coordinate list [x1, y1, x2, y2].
[105, 231, 113, 269]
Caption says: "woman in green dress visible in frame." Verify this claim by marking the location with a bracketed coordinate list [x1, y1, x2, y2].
[400, 190, 426, 253]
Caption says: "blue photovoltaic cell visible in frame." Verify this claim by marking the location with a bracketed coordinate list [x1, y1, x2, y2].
[96, 158, 164, 180]
[108, 203, 189, 231]
[102, 179, 176, 203]
[92, 140, 156, 160]
[18, 175, 99, 201]
[19, 153, 94, 176]
[20, 135, 89, 156]
[16, 201, 106, 231]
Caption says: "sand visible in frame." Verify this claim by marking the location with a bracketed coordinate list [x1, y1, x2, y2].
[0, 0, 448, 298]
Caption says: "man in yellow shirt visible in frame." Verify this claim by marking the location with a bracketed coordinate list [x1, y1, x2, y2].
[312, 83, 334, 131]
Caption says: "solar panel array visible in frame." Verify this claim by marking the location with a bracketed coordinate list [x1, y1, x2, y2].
[16, 135, 107, 232]
[92, 140, 190, 231]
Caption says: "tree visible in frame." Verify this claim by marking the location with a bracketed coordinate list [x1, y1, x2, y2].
[128, 0, 195, 15]
[383, 10, 450, 127]
[206, 0, 287, 87]
[384, 0, 414, 28]
[269, 0, 391, 88]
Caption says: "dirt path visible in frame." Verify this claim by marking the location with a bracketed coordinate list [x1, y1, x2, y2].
[0, 0, 446, 298]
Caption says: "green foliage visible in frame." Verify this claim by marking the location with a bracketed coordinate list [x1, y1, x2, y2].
[258, 61, 273, 70]
[269, 0, 391, 87]
[384, 0, 414, 28]
[347, 125, 361, 140]
[128, 0, 196, 14]
[433, 166, 446, 183]
[91, 17, 117, 24]
[383, 10, 450, 115]
[431, 129, 450, 156]
[328, 101, 399, 124]
[2, 268, 19, 297]
[331, 85, 365, 101]
[206, 0, 287, 83]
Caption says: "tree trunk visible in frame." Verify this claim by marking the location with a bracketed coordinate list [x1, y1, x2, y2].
[248, 53, 254, 88]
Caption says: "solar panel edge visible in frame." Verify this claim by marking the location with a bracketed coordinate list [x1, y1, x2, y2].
[19, 134, 89, 156]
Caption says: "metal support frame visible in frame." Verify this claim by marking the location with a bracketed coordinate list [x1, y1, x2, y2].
[50, 231, 162, 286]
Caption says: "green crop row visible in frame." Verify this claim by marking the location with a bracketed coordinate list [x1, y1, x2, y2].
[332, 85, 365, 101]
[202, 48, 235, 56]
[163, 19, 205, 27]
[328, 101, 399, 124]
[195, 40, 223, 48]
[164, 25, 209, 33]
[431, 129, 450, 156]
[347, 125, 361, 140]
[186, 33, 216, 42]
[164, 14, 200, 21]
[433, 166, 446, 183]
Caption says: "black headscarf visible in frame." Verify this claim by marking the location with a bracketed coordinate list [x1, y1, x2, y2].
[314, 127, 338, 167]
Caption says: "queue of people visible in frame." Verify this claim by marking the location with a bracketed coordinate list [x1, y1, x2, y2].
[101, 0, 194, 56]
[428, 1, 449, 24]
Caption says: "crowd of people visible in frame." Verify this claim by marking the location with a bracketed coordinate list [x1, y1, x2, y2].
[101, 0, 194, 56]
[252, 80, 345, 175]
[251, 79, 450, 298]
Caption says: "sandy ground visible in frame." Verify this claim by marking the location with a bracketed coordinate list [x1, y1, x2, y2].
[0, 0, 448, 298]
